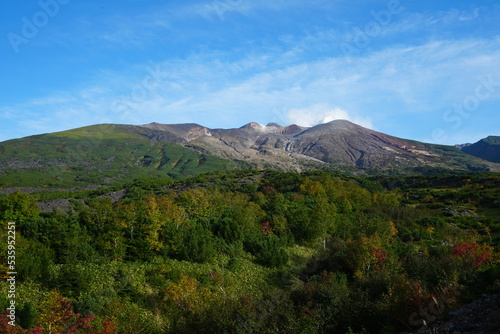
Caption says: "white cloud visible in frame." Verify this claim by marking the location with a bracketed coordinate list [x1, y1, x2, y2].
[2, 36, 500, 143]
[287, 104, 373, 128]
[347, 7, 483, 43]
[458, 8, 480, 21]
[433, 8, 480, 23]
[190, 0, 326, 21]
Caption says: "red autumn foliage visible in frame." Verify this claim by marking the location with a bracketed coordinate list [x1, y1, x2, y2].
[101, 319, 118, 334]
[22, 295, 118, 334]
[452, 242, 491, 267]
[0, 311, 26, 333]
[261, 221, 273, 234]
[262, 186, 275, 194]
[369, 247, 388, 270]
[290, 193, 305, 201]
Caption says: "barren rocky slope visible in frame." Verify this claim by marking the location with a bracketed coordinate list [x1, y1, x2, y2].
[133, 120, 499, 173]
[1, 120, 499, 189]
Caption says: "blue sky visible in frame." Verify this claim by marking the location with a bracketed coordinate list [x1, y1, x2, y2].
[1, 0, 499, 145]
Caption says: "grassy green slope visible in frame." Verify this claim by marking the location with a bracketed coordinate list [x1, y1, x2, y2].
[461, 136, 500, 164]
[1, 124, 498, 189]
[407, 140, 499, 173]
[0, 124, 238, 188]
[483, 135, 500, 145]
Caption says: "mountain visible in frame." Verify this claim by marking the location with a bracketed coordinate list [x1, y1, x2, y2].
[458, 136, 500, 163]
[0, 124, 241, 188]
[134, 120, 499, 172]
[0, 120, 499, 188]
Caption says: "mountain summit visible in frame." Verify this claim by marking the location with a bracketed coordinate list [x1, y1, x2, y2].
[0, 120, 498, 187]
[459, 136, 500, 163]
[134, 119, 497, 172]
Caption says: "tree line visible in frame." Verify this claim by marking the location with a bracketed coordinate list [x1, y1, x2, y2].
[0, 171, 498, 333]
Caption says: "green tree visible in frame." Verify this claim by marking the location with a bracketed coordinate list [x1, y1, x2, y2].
[17, 238, 54, 283]
[215, 217, 243, 243]
[256, 234, 289, 267]
[0, 191, 40, 225]
[80, 198, 125, 260]
[181, 222, 216, 263]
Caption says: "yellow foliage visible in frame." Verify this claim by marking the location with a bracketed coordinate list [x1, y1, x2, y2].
[164, 275, 219, 313]
[299, 178, 326, 197]
[177, 188, 224, 218]
[388, 221, 398, 237]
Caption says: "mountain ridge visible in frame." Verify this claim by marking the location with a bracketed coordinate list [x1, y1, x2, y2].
[0, 120, 499, 188]
[134, 119, 499, 172]
[459, 135, 500, 163]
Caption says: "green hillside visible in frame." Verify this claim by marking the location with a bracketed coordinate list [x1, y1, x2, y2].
[0, 124, 241, 188]
[483, 136, 500, 145]
[461, 136, 500, 164]
[1, 123, 499, 189]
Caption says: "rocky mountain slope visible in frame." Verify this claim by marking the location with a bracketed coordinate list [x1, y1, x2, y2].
[132, 120, 499, 173]
[1, 120, 499, 187]
[412, 292, 500, 334]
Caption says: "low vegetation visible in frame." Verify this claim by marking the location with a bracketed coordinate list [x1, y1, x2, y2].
[0, 171, 499, 333]
[0, 125, 240, 188]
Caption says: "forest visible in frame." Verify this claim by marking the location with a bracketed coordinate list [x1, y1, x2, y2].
[0, 170, 499, 333]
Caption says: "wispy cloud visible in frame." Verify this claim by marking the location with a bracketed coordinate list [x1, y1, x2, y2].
[63, 0, 328, 48]
[336, 6, 486, 52]
[3, 0, 500, 148]
[287, 104, 373, 129]
[189, 0, 327, 20]
[2, 27, 500, 143]
[430, 7, 480, 24]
